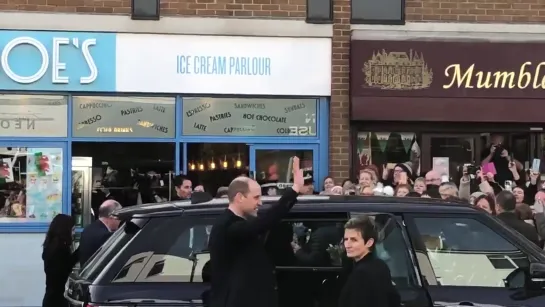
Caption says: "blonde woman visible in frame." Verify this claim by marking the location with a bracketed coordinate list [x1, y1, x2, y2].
[359, 169, 377, 188]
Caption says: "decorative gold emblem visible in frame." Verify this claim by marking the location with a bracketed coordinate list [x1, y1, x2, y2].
[363, 49, 433, 90]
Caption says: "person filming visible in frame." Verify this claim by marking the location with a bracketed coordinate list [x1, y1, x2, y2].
[208, 156, 304, 307]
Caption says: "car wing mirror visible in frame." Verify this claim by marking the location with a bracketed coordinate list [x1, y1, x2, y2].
[505, 263, 545, 291]
[504, 267, 527, 290]
[530, 262, 545, 280]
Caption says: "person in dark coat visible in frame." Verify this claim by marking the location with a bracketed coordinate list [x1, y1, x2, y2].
[42, 214, 79, 307]
[79, 200, 122, 267]
[208, 156, 304, 307]
[339, 215, 401, 307]
[496, 190, 540, 246]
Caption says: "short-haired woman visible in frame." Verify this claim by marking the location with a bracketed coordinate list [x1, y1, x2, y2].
[339, 215, 401, 307]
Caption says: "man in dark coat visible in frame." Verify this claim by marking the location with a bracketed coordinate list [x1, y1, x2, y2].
[339, 215, 401, 307]
[496, 190, 540, 246]
[79, 200, 122, 267]
[208, 157, 304, 307]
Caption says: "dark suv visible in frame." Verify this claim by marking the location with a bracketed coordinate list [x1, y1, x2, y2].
[66, 195, 545, 307]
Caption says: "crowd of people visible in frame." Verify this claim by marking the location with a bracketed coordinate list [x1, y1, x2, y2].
[39, 133, 545, 307]
[316, 134, 545, 247]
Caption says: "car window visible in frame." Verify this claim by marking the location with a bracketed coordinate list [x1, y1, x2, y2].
[359, 213, 420, 288]
[270, 212, 419, 287]
[111, 215, 213, 283]
[266, 212, 347, 268]
[79, 221, 140, 281]
[413, 217, 530, 288]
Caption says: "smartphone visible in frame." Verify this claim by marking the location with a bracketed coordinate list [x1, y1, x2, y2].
[440, 175, 449, 183]
[504, 180, 513, 191]
[532, 158, 541, 173]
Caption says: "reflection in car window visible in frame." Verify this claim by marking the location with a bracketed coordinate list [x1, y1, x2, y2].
[413, 217, 529, 287]
[79, 223, 135, 281]
[370, 214, 419, 288]
[111, 216, 213, 283]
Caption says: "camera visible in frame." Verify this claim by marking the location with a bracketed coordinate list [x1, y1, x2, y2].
[465, 164, 479, 175]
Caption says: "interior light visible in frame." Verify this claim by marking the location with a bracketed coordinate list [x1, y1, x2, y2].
[199, 163, 204, 171]
[210, 161, 216, 170]
[236, 153, 242, 168]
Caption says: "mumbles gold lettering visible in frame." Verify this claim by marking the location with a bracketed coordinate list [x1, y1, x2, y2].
[443, 61, 545, 90]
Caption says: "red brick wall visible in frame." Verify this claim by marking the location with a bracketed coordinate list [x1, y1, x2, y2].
[407, 0, 545, 22]
[329, 0, 351, 182]
[2, 0, 307, 17]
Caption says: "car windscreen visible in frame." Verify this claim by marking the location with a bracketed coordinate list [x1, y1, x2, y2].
[78, 218, 146, 281]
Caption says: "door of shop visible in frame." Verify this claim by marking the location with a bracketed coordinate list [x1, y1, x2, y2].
[421, 134, 483, 182]
[249, 144, 321, 191]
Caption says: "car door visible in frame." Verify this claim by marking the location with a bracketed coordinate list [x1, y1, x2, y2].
[350, 212, 433, 307]
[101, 210, 218, 307]
[404, 212, 545, 307]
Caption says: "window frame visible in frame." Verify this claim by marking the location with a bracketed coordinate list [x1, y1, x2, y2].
[350, 0, 406, 25]
[403, 212, 545, 288]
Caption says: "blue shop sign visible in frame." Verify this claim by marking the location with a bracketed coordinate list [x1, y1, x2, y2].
[0, 31, 116, 92]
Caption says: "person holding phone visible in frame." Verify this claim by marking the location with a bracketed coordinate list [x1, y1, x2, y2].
[480, 133, 523, 187]
[532, 191, 545, 248]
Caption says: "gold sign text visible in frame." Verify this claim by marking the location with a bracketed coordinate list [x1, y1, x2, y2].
[96, 127, 134, 133]
[443, 62, 545, 89]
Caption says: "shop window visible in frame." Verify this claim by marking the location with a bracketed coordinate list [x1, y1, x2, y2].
[182, 97, 317, 137]
[0, 147, 63, 222]
[71, 142, 175, 227]
[356, 132, 421, 177]
[72, 96, 175, 138]
[185, 143, 249, 196]
[255, 149, 314, 194]
[0, 95, 67, 137]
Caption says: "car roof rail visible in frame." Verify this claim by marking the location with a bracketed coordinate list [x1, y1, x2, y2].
[189, 194, 331, 206]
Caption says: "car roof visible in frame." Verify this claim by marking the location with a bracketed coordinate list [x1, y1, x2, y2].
[113, 195, 479, 219]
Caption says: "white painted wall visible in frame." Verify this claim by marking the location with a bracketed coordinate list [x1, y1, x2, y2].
[0, 233, 45, 307]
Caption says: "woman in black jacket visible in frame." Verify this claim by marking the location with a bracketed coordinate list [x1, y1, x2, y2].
[339, 215, 400, 307]
[42, 214, 79, 307]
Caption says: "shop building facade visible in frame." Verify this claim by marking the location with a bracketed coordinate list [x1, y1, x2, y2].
[350, 27, 545, 182]
[0, 24, 332, 306]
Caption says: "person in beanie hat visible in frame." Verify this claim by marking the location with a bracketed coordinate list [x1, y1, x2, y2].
[395, 162, 413, 179]
[392, 162, 414, 186]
